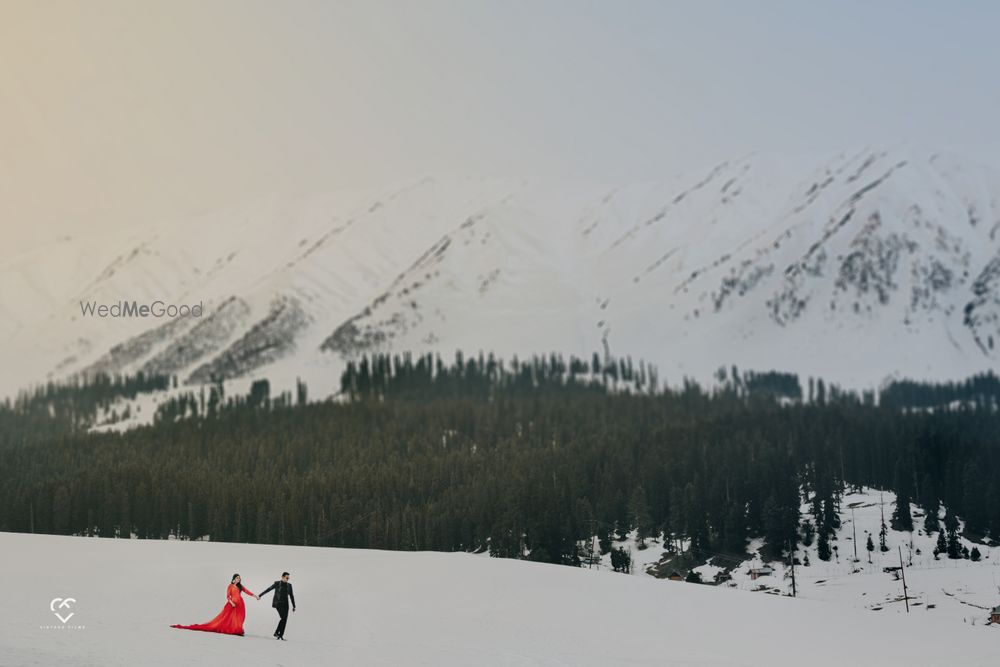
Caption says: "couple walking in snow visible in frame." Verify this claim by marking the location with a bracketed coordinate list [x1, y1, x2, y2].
[171, 571, 296, 640]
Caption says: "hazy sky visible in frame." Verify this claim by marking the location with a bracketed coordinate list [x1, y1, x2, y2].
[2, 0, 999, 250]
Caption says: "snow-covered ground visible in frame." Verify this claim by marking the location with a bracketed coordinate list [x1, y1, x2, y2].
[624, 487, 1000, 630]
[3, 531, 999, 667]
[728, 488, 1000, 623]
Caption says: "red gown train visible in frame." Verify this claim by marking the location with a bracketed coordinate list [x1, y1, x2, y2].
[172, 583, 255, 636]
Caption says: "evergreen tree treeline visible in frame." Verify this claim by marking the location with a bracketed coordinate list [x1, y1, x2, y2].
[0, 372, 170, 441]
[1, 355, 998, 566]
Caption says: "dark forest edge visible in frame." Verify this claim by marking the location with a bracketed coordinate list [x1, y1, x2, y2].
[1, 352, 999, 572]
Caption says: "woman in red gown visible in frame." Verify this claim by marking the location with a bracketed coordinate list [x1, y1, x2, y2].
[172, 574, 258, 636]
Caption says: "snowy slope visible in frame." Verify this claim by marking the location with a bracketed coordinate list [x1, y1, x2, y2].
[0, 179, 517, 399]
[3, 531, 1000, 667]
[4, 147, 1000, 400]
[632, 487, 1000, 628]
[732, 488, 1000, 619]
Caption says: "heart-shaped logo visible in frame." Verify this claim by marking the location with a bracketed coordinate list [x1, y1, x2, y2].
[50, 597, 76, 624]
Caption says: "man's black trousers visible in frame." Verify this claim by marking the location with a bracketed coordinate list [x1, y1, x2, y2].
[274, 603, 289, 638]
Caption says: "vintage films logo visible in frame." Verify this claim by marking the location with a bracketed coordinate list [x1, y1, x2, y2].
[40, 597, 86, 630]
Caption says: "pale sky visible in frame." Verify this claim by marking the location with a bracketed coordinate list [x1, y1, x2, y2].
[2, 0, 999, 251]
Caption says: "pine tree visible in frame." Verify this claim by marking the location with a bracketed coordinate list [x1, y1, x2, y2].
[891, 493, 913, 532]
[609, 546, 632, 574]
[598, 530, 612, 555]
[921, 474, 940, 534]
[866, 534, 874, 563]
[722, 503, 747, 553]
[52, 485, 71, 535]
[668, 486, 686, 554]
[818, 529, 831, 561]
[945, 510, 962, 559]
[947, 530, 962, 559]
[801, 519, 815, 547]
[628, 487, 655, 549]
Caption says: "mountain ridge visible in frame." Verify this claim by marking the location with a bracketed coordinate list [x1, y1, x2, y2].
[2, 147, 999, 398]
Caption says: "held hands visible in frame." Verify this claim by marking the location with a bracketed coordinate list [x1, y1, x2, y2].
[255, 595, 261, 600]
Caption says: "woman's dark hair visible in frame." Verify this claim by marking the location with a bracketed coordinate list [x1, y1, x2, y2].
[231, 573, 244, 591]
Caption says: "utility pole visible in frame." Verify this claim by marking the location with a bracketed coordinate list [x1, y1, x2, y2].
[879, 491, 888, 553]
[898, 546, 909, 613]
[791, 552, 797, 598]
[851, 506, 858, 562]
[787, 540, 797, 598]
[589, 519, 598, 569]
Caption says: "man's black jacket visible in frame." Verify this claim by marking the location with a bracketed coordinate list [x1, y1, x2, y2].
[259, 580, 296, 609]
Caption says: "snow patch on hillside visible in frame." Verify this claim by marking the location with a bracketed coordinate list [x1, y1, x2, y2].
[635, 487, 1000, 629]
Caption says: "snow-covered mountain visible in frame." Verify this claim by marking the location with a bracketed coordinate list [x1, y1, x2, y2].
[4, 530, 999, 667]
[4, 147, 1000, 399]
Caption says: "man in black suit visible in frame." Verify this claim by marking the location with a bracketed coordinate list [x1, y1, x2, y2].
[258, 572, 296, 640]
